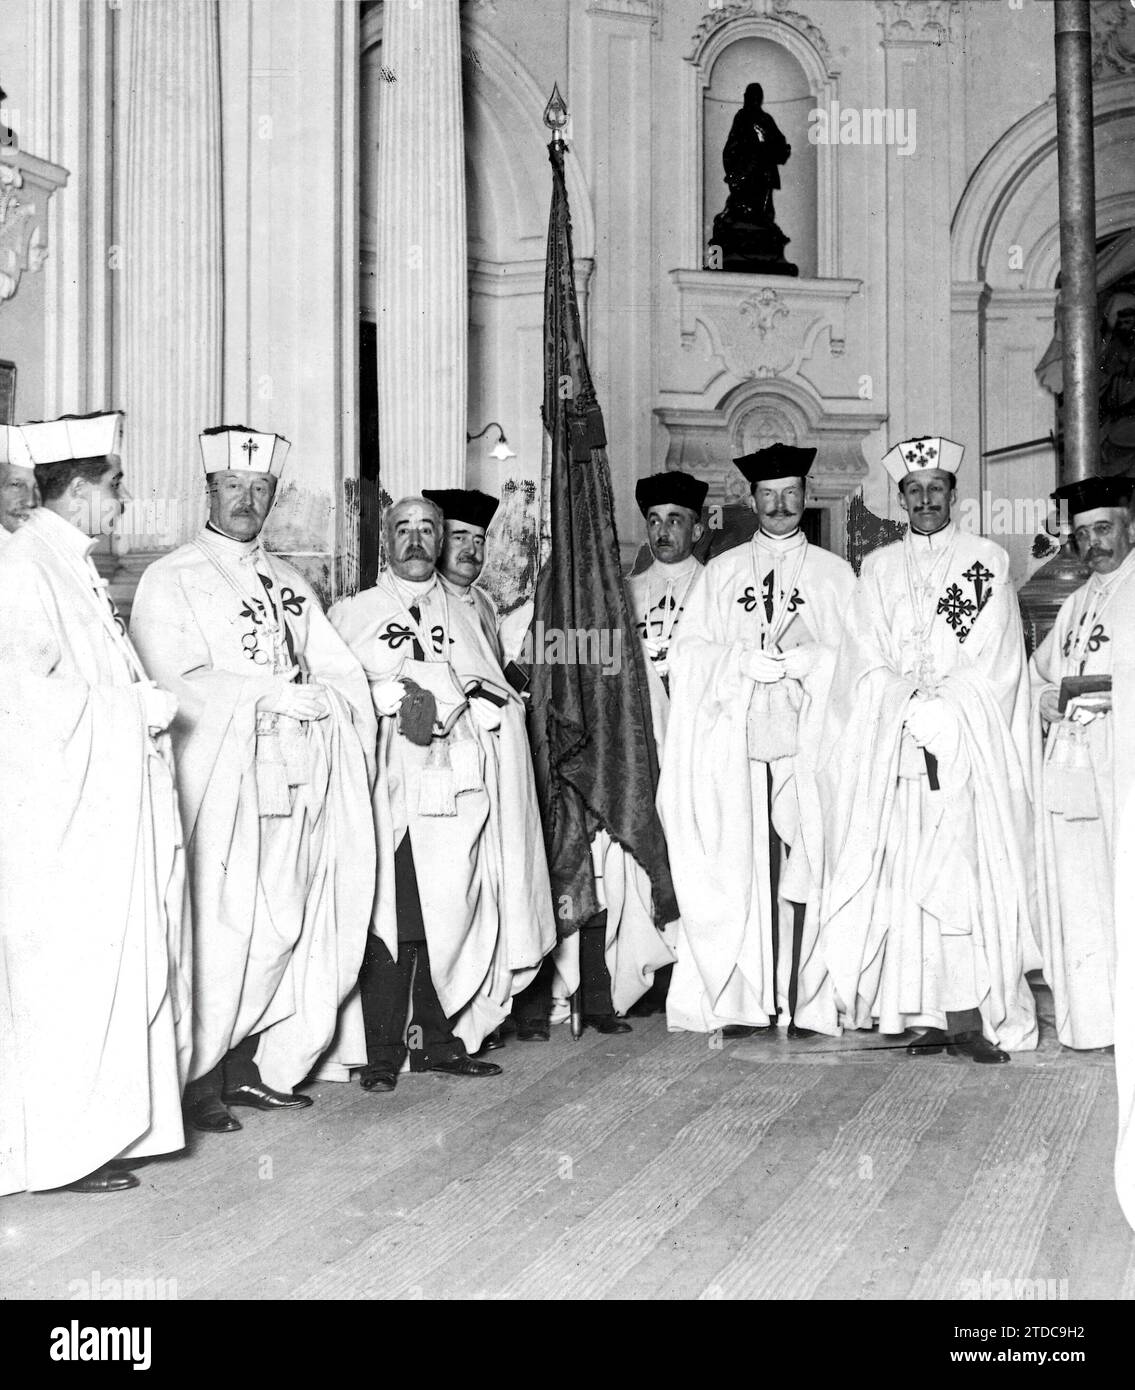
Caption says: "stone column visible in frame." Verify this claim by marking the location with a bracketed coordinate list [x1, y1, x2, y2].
[119, 0, 222, 549]
[877, 1, 959, 454]
[375, 0, 467, 501]
[1053, 0, 1099, 485]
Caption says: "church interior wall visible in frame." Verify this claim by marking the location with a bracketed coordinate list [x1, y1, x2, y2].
[3, 0, 1134, 599]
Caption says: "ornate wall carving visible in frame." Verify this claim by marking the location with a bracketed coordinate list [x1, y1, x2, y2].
[0, 149, 66, 303]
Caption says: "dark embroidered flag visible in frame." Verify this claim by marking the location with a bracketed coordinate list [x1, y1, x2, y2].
[525, 136, 677, 935]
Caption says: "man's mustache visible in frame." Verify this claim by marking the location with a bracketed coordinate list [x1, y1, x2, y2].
[403, 544, 429, 559]
[1088, 547, 1113, 561]
[457, 552, 479, 563]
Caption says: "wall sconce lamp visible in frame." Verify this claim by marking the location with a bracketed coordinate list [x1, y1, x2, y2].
[466, 421, 517, 462]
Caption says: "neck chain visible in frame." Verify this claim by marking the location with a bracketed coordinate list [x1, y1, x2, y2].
[751, 535, 808, 650]
[902, 526, 959, 691]
[385, 573, 450, 662]
[193, 533, 289, 674]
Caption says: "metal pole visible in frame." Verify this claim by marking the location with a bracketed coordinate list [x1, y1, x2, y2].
[1054, 0, 1099, 486]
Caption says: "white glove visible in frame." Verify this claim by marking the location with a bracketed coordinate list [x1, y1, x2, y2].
[904, 696, 955, 750]
[139, 681, 178, 733]
[741, 648, 786, 683]
[371, 678, 407, 717]
[1068, 693, 1111, 725]
[780, 644, 818, 681]
[1039, 687, 1064, 726]
[257, 677, 329, 721]
[469, 696, 502, 731]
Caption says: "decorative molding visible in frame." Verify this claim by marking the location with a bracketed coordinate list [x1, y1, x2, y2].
[0, 148, 67, 301]
[688, 0, 835, 74]
[1092, 0, 1135, 79]
[587, 0, 659, 27]
[875, 0, 961, 48]
[672, 269, 860, 380]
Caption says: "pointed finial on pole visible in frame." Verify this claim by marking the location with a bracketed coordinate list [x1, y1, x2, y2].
[543, 83, 569, 146]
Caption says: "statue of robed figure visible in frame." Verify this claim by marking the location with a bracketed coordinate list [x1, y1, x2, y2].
[709, 82, 797, 276]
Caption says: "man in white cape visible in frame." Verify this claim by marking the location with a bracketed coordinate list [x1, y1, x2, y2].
[816, 436, 1039, 1059]
[659, 444, 854, 1036]
[0, 411, 189, 1194]
[131, 425, 377, 1134]
[616, 470, 708, 1018]
[1030, 475, 1135, 1052]
[329, 496, 555, 1092]
[423, 487, 502, 654]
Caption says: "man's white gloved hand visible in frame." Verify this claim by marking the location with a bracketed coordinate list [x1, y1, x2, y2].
[1039, 687, 1064, 726]
[468, 696, 502, 731]
[257, 677, 330, 721]
[741, 648, 786, 683]
[1067, 693, 1112, 725]
[371, 678, 407, 717]
[780, 645, 817, 681]
[139, 681, 178, 733]
[904, 696, 955, 751]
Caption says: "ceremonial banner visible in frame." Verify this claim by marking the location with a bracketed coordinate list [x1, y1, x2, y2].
[526, 136, 677, 934]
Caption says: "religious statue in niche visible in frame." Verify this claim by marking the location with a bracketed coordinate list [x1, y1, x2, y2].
[708, 82, 797, 277]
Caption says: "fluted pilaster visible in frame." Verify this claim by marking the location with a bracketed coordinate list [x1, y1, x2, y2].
[375, 0, 468, 501]
[120, 0, 222, 548]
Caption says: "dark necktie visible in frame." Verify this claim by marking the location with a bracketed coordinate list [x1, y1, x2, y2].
[408, 604, 426, 662]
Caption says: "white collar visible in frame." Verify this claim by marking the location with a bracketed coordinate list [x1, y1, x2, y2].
[754, 527, 807, 557]
[200, 522, 262, 560]
[907, 519, 957, 549]
[387, 570, 438, 601]
[30, 505, 100, 560]
[644, 554, 700, 583]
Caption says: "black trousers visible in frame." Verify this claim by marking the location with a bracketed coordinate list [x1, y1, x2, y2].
[767, 766, 807, 1022]
[513, 913, 617, 1023]
[357, 934, 466, 1071]
[184, 1032, 262, 1103]
[356, 833, 466, 1072]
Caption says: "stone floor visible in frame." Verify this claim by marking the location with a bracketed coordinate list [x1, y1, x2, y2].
[3, 989, 1133, 1301]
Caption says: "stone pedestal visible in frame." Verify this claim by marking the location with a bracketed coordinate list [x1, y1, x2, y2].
[375, 0, 467, 502]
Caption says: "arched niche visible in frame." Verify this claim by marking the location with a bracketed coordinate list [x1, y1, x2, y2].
[702, 38, 817, 278]
[685, 7, 839, 276]
[949, 80, 1135, 580]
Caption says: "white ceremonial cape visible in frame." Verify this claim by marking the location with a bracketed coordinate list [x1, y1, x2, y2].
[658, 532, 855, 1031]
[130, 527, 377, 1091]
[817, 524, 1039, 1048]
[1111, 565, 1135, 1230]
[329, 572, 556, 1051]
[1029, 552, 1135, 1049]
[0, 509, 190, 1194]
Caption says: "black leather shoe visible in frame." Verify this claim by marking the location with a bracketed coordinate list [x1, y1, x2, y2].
[948, 1031, 1010, 1064]
[721, 1023, 775, 1039]
[478, 1029, 505, 1053]
[185, 1094, 242, 1133]
[906, 1028, 949, 1056]
[360, 1068, 398, 1092]
[221, 1082, 314, 1110]
[65, 1164, 140, 1193]
[424, 1056, 502, 1078]
[787, 1023, 817, 1039]
[516, 1021, 550, 1042]
[584, 1015, 632, 1035]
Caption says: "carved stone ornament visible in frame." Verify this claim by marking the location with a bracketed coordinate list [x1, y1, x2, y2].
[689, 0, 834, 71]
[875, 0, 960, 47]
[1092, 0, 1135, 79]
[0, 148, 67, 303]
